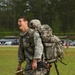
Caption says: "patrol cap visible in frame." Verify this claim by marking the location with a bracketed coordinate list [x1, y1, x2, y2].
[29, 19, 41, 28]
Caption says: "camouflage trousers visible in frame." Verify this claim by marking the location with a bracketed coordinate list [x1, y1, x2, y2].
[24, 60, 47, 75]
[25, 68, 47, 75]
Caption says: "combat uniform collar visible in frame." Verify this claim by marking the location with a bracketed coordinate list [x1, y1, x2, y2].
[20, 28, 31, 36]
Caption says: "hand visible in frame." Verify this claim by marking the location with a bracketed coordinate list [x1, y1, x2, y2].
[46, 63, 52, 71]
[32, 60, 37, 70]
[17, 65, 21, 71]
[17, 62, 22, 71]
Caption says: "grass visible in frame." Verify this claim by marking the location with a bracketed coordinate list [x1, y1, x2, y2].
[0, 46, 75, 75]
[0, 46, 18, 75]
[50, 48, 75, 75]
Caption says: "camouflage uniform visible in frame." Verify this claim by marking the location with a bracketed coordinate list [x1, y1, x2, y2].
[18, 28, 47, 75]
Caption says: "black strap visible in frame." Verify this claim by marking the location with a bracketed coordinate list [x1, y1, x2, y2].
[54, 62, 59, 75]
[57, 58, 67, 65]
[38, 31, 47, 60]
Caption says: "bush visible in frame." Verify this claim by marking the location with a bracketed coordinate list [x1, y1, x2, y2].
[0, 31, 19, 37]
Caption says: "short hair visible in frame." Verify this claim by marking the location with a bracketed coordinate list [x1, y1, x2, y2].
[18, 16, 29, 22]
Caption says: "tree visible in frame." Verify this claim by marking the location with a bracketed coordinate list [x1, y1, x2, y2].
[0, 0, 75, 34]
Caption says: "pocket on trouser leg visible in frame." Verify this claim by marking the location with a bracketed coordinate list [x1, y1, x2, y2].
[35, 71, 41, 75]
[25, 70, 34, 75]
[35, 69, 47, 75]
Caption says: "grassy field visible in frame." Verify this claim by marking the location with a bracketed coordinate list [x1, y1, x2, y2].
[0, 46, 75, 75]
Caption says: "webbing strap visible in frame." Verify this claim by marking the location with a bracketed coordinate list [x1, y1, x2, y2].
[54, 62, 59, 75]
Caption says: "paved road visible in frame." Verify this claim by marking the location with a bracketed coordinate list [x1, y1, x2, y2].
[64, 46, 75, 48]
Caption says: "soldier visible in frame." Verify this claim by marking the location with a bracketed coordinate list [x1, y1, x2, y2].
[16, 16, 47, 75]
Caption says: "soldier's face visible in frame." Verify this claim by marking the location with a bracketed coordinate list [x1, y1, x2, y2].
[18, 18, 28, 32]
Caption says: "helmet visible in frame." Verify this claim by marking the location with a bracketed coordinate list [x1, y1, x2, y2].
[29, 19, 41, 29]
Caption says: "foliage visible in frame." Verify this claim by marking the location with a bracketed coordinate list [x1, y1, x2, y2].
[0, 31, 19, 36]
[0, 0, 75, 33]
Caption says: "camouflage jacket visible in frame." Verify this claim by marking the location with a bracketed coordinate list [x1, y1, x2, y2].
[18, 28, 44, 63]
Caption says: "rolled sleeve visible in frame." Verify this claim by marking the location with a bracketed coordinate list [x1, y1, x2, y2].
[33, 32, 43, 59]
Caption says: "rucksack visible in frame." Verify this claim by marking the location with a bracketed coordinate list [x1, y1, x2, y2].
[29, 19, 66, 75]
[29, 19, 64, 60]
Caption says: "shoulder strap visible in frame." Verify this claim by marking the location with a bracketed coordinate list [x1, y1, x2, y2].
[54, 62, 59, 75]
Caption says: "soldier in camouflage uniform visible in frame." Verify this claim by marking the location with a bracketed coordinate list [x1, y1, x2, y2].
[16, 16, 47, 75]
